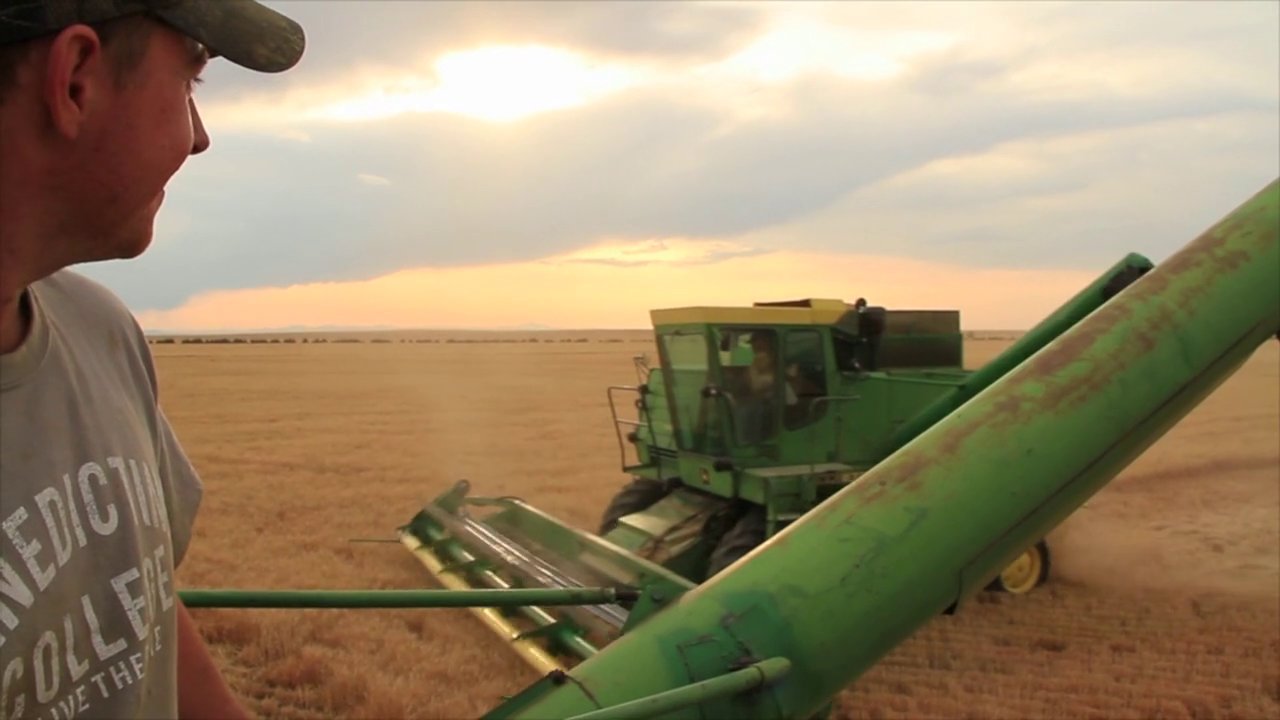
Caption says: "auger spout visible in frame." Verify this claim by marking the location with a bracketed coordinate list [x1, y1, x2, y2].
[488, 178, 1280, 720]
[884, 252, 1154, 453]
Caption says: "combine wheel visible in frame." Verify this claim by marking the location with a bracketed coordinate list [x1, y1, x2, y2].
[706, 507, 766, 578]
[599, 478, 670, 534]
[989, 540, 1051, 594]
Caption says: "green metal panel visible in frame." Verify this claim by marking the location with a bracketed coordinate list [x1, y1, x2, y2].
[490, 179, 1280, 720]
[674, 453, 734, 496]
[876, 310, 963, 368]
[603, 488, 727, 580]
[737, 464, 848, 512]
[809, 373, 964, 468]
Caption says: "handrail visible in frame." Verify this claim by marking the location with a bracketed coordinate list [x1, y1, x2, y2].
[178, 587, 639, 609]
[564, 657, 792, 720]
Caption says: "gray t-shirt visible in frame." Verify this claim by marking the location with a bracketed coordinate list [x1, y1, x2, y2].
[1, 270, 203, 720]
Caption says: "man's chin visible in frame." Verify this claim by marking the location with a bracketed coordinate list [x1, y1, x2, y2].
[109, 227, 156, 261]
[125, 233, 155, 259]
[118, 244, 151, 260]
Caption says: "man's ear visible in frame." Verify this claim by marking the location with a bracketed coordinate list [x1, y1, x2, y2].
[42, 25, 108, 140]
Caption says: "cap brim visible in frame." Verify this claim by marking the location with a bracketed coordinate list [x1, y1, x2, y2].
[156, 0, 304, 73]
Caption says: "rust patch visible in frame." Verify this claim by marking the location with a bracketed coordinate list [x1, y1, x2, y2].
[828, 418, 976, 517]
[991, 195, 1274, 418]
[1134, 201, 1269, 300]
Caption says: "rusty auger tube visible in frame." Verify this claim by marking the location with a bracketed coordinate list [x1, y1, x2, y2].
[491, 179, 1280, 720]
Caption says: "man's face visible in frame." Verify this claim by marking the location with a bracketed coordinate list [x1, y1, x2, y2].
[77, 19, 210, 260]
[751, 337, 775, 370]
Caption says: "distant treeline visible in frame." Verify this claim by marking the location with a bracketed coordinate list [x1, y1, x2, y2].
[148, 331, 1021, 346]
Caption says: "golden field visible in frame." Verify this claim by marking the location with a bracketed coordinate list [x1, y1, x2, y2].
[153, 333, 1280, 720]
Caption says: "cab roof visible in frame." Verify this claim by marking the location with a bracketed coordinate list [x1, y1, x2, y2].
[650, 299, 852, 327]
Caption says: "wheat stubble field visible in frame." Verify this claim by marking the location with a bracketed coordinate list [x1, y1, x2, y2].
[152, 333, 1280, 720]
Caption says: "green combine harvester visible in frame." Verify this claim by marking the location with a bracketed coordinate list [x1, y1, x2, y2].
[595, 297, 1075, 590]
[184, 178, 1280, 719]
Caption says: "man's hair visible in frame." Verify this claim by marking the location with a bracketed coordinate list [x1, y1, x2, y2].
[0, 13, 153, 104]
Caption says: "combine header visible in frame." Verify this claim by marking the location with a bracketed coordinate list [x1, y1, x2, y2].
[186, 179, 1280, 719]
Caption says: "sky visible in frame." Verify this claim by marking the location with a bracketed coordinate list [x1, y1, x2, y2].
[76, 1, 1280, 332]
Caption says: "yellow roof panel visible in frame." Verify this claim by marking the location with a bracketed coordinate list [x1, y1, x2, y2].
[650, 299, 850, 327]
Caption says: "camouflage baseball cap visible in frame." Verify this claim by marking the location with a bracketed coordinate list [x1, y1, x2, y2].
[0, 0, 304, 73]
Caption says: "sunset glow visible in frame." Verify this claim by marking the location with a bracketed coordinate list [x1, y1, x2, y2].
[556, 238, 759, 266]
[313, 45, 644, 123]
[708, 16, 955, 83]
[134, 249, 1098, 333]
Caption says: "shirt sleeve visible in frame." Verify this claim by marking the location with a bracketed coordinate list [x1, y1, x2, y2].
[155, 405, 204, 568]
[114, 285, 206, 568]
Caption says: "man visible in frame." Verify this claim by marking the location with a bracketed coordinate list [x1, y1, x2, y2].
[0, 1, 304, 717]
[746, 331, 785, 399]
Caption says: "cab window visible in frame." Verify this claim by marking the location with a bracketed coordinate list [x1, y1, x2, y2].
[717, 328, 780, 444]
[784, 329, 828, 430]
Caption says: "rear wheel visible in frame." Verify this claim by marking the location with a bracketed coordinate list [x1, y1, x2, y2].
[706, 507, 767, 578]
[599, 478, 670, 534]
[989, 540, 1051, 594]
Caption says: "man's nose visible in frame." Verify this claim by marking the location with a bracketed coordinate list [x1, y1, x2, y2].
[190, 98, 211, 155]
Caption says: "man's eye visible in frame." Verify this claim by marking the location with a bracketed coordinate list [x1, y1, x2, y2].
[188, 76, 205, 93]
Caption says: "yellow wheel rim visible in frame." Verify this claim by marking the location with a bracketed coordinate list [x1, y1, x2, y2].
[998, 546, 1043, 594]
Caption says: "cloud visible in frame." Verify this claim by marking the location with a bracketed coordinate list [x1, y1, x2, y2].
[357, 173, 392, 186]
[78, 1, 1278, 323]
[193, 1, 766, 105]
[703, 12, 956, 84]
[308, 45, 648, 124]
[276, 129, 312, 143]
[748, 111, 1280, 269]
[554, 238, 763, 267]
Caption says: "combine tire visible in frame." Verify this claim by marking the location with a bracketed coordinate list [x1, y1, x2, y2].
[988, 540, 1051, 594]
[706, 507, 766, 578]
[599, 478, 670, 534]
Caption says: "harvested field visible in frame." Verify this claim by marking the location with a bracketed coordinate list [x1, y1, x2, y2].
[156, 334, 1280, 719]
